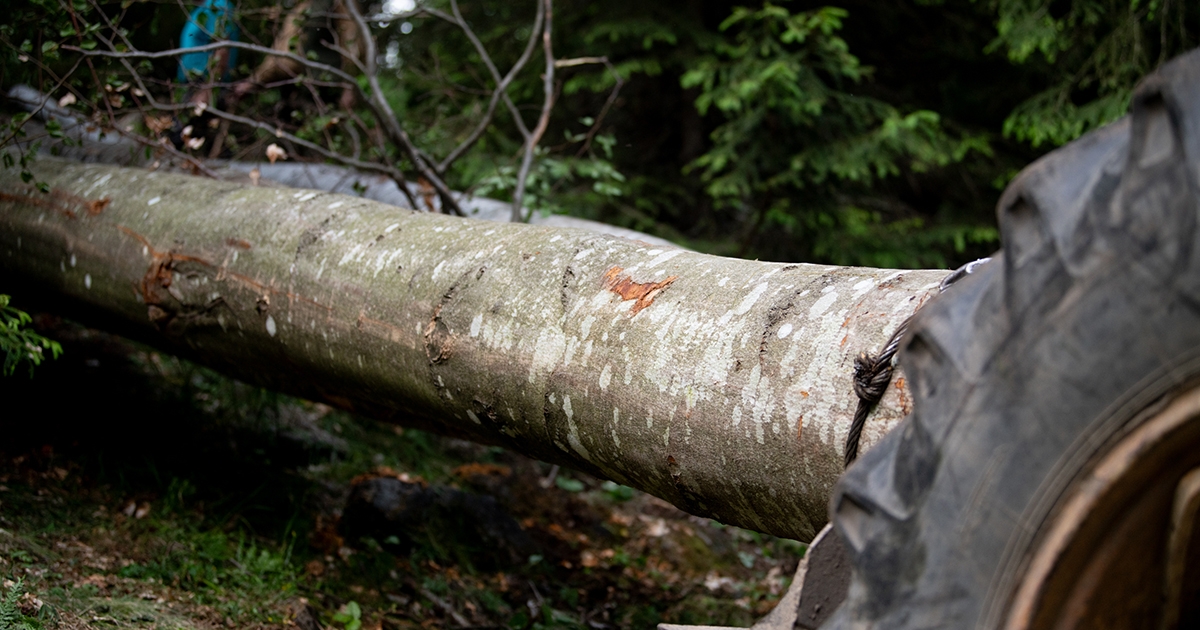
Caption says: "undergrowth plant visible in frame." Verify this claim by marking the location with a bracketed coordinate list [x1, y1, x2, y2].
[0, 578, 43, 630]
[0, 295, 61, 377]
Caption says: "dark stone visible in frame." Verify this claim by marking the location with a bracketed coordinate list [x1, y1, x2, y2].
[339, 475, 538, 569]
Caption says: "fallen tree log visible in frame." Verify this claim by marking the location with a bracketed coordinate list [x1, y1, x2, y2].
[0, 158, 947, 540]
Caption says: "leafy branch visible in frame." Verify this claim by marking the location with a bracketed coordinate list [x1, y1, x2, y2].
[1, 295, 62, 378]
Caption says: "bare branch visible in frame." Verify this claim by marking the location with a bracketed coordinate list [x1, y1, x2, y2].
[575, 58, 624, 157]
[511, 0, 556, 222]
[78, 0, 427, 210]
[430, 3, 530, 138]
[0, 40, 86, 150]
[63, 41, 363, 90]
[343, 0, 464, 215]
[121, 129, 223, 179]
[554, 56, 607, 68]
[86, 31, 412, 193]
[320, 39, 369, 80]
[435, 0, 546, 174]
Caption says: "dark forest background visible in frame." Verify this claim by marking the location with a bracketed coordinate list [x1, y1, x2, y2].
[5, 0, 1198, 269]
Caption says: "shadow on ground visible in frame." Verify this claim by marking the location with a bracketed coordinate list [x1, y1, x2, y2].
[0, 317, 804, 629]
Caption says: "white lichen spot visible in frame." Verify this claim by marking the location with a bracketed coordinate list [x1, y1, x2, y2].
[298, 192, 317, 202]
[84, 274, 91, 289]
[582, 339, 594, 366]
[852, 279, 874, 298]
[265, 315, 277, 337]
[530, 328, 568, 383]
[731, 405, 742, 427]
[470, 313, 483, 337]
[777, 323, 793, 339]
[385, 223, 400, 233]
[734, 282, 770, 316]
[580, 315, 595, 339]
[623, 347, 633, 385]
[822, 284, 836, 294]
[87, 173, 112, 194]
[589, 290, 613, 310]
[718, 277, 729, 287]
[69, 254, 77, 268]
[338, 244, 364, 266]
[645, 249, 683, 268]
[549, 234, 562, 242]
[646, 249, 662, 256]
[809, 291, 838, 318]
[466, 409, 481, 424]
[598, 364, 612, 390]
[147, 196, 161, 206]
[562, 336, 580, 368]
[573, 248, 594, 261]
[327, 201, 344, 209]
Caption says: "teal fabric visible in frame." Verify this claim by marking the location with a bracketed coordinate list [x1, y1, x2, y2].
[177, 0, 239, 82]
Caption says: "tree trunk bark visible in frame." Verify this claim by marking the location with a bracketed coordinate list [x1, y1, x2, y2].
[0, 159, 947, 541]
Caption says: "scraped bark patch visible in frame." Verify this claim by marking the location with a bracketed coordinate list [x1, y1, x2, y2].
[424, 315, 453, 364]
[116, 225, 329, 329]
[0, 188, 110, 219]
[602, 266, 678, 315]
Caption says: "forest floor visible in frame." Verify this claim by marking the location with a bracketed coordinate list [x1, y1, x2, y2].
[0, 317, 803, 630]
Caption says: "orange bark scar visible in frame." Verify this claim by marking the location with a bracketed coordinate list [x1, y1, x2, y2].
[0, 188, 110, 219]
[116, 225, 331, 319]
[602, 266, 678, 315]
[894, 377, 911, 414]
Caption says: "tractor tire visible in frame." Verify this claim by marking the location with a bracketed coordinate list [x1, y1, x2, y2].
[823, 48, 1200, 629]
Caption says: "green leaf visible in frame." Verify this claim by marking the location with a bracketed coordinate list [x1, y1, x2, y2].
[332, 601, 362, 630]
[555, 477, 585, 492]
